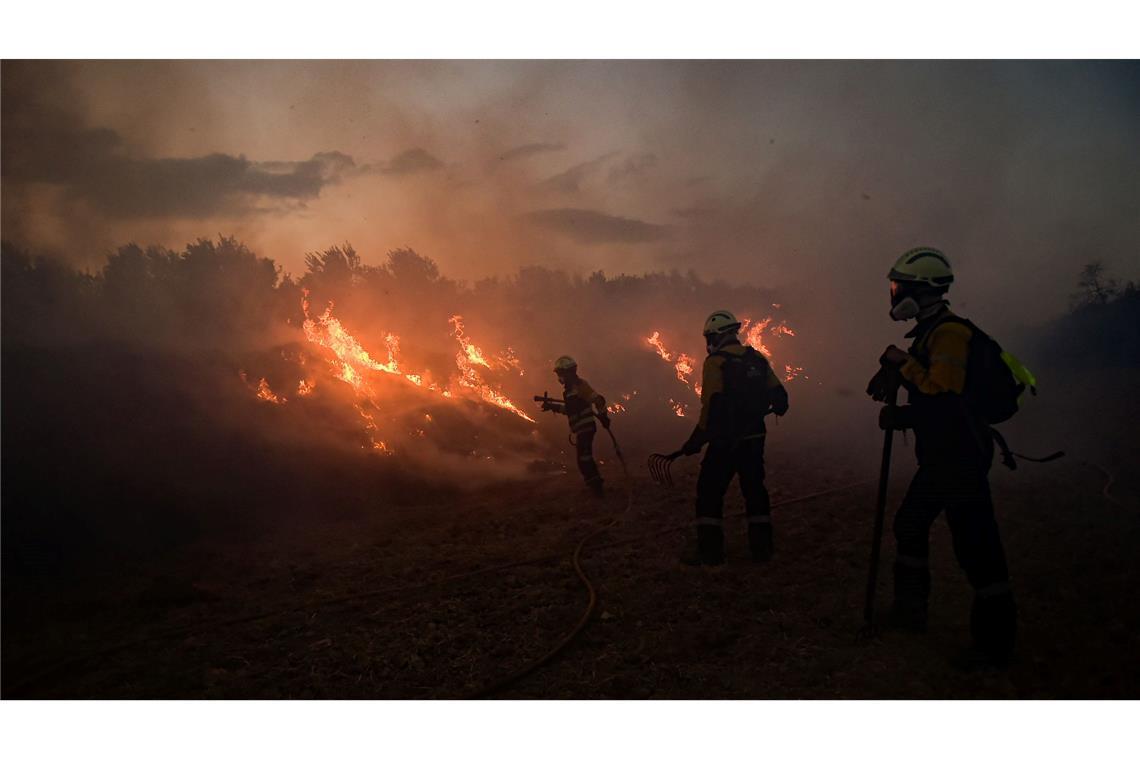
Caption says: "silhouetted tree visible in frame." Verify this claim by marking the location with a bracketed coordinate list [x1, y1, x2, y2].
[1071, 261, 1119, 310]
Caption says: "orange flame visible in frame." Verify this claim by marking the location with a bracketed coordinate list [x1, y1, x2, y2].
[646, 332, 701, 398]
[291, 292, 535, 453]
[646, 312, 802, 414]
[450, 315, 535, 422]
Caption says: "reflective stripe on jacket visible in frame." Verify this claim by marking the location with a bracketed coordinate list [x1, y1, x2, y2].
[563, 377, 605, 433]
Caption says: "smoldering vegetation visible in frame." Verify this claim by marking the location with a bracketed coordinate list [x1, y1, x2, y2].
[1, 236, 813, 577]
[4, 239, 1139, 698]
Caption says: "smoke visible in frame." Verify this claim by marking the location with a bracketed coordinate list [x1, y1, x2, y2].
[5, 61, 1136, 350]
[3, 60, 1139, 565]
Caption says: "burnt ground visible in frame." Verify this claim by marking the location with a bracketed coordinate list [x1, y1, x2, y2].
[3, 437, 1138, 699]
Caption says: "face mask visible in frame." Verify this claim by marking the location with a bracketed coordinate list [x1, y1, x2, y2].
[889, 280, 922, 321]
[890, 296, 920, 321]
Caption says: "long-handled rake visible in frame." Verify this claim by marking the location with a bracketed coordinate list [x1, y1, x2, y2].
[648, 450, 683, 486]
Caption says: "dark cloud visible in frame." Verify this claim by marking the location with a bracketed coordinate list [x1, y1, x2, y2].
[497, 142, 566, 163]
[523, 208, 669, 245]
[607, 152, 657, 184]
[1, 65, 360, 219]
[540, 152, 618, 194]
[378, 148, 443, 176]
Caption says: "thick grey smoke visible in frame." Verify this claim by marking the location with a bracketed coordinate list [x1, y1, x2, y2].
[3, 60, 1138, 362]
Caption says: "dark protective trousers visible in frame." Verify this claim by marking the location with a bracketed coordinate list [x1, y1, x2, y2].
[575, 429, 604, 494]
[695, 437, 771, 563]
[893, 465, 1017, 659]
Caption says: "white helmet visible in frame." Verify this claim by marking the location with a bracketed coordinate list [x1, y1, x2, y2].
[888, 247, 954, 287]
[553, 355, 578, 373]
[703, 310, 741, 336]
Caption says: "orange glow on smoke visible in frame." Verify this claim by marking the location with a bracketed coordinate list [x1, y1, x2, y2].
[449, 316, 534, 421]
[646, 312, 802, 415]
[241, 292, 535, 454]
[646, 332, 701, 398]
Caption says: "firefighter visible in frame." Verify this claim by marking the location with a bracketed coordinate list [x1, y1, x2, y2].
[543, 355, 609, 496]
[867, 247, 1017, 667]
[678, 310, 789, 565]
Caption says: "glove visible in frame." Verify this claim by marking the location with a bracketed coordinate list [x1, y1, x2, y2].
[681, 438, 703, 456]
[541, 401, 554, 412]
[866, 365, 900, 402]
[880, 344, 910, 366]
[878, 405, 914, 431]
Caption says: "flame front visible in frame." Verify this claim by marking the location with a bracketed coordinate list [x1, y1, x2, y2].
[242, 293, 535, 454]
[450, 315, 535, 422]
[646, 310, 802, 414]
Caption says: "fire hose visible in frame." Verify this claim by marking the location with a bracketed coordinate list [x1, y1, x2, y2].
[12, 454, 1119, 698]
[467, 412, 632, 698]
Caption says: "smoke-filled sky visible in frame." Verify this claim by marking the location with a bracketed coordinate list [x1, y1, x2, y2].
[3, 60, 1138, 331]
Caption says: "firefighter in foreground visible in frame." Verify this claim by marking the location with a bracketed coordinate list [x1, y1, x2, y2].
[867, 247, 1017, 666]
[677, 310, 789, 565]
[538, 356, 610, 496]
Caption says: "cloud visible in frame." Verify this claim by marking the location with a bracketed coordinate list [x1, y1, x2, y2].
[607, 152, 657, 184]
[1, 66, 361, 219]
[522, 208, 669, 245]
[496, 142, 566, 163]
[377, 148, 443, 176]
[540, 152, 618, 194]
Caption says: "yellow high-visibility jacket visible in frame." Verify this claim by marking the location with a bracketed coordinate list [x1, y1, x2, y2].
[692, 341, 787, 445]
[899, 309, 992, 466]
[562, 377, 606, 434]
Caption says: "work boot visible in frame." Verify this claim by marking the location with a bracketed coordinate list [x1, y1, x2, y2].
[587, 477, 605, 498]
[891, 559, 930, 632]
[748, 523, 774, 563]
[886, 601, 928, 633]
[971, 591, 1017, 665]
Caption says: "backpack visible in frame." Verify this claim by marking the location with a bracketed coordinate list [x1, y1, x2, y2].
[932, 316, 1060, 468]
[943, 317, 1034, 424]
[716, 346, 773, 421]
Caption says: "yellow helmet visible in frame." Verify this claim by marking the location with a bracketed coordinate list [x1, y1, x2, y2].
[703, 310, 741, 336]
[888, 247, 954, 287]
[553, 355, 578, 373]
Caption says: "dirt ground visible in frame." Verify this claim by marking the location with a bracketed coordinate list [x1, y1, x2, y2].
[4, 435, 1137, 699]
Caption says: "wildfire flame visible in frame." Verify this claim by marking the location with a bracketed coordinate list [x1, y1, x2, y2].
[242, 293, 535, 454]
[449, 316, 535, 422]
[646, 331, 701, 398]
[646, 312, 802, 414]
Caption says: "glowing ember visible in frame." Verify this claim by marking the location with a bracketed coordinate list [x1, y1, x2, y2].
[257, 378, 286, 404]
[297, 379, 316, 397]
[669, 399, 687, 417]
[240, 371, 288, 404]
[784, 365, 806, 382]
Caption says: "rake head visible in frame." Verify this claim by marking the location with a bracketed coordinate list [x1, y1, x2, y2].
[648, 451, 682, 486]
